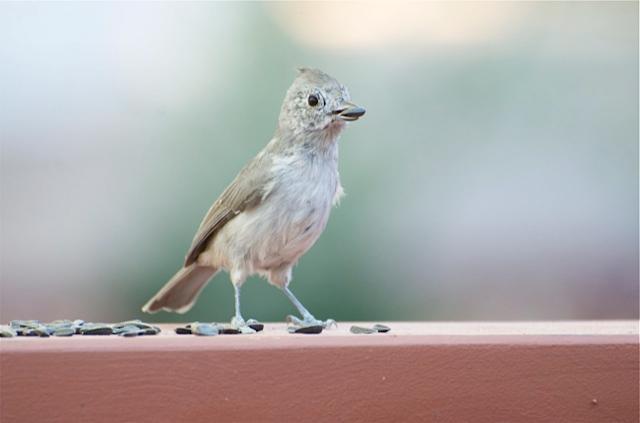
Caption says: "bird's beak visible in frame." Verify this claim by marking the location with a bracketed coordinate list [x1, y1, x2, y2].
[333, 102, 366, 121]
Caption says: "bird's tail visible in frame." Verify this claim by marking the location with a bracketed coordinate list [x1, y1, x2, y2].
[142, 264, 218, 314]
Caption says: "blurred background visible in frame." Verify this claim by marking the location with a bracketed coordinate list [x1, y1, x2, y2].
[1, 2, 637, 323]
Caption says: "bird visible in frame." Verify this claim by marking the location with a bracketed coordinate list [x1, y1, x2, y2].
[141, 68, 365, 332]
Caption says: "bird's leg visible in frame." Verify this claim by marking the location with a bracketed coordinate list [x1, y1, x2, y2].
[282, 286, 336, 329]
[230, 283, 245, 327]
[230, 284, 256, 334]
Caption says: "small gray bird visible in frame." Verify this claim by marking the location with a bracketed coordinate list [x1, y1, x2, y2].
[142, 68, 365, 331]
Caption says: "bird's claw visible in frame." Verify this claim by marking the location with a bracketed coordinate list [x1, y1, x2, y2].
[230, 316, 257, 334]
[238, 325, 256, 334]
[286, 315, 337, 330]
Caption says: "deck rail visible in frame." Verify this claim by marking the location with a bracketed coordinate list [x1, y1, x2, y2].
[1, 321, 638, 422]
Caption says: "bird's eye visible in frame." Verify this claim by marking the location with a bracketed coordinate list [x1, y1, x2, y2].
[307, 94, 319, 107]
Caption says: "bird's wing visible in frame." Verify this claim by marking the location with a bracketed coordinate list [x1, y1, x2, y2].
[184, 152, 273, 267]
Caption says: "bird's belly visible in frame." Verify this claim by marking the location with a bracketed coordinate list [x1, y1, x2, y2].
[211, 185, 334, 273]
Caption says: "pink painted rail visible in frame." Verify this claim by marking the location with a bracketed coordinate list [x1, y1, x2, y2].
[1, 321, 638, 422]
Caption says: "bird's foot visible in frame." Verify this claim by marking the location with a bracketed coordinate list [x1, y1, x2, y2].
[229, 316, 264, 334]
[286, 315, 337, 333]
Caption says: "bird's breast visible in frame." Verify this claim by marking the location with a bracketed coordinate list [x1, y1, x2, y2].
[254, 152, 339, 265]
[211, 149, 340, 273]
[269, 152, 338, 234]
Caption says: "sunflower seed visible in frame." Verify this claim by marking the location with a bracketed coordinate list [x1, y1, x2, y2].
[112, 324, 140, 335]
[52, 328, 75, 337]
[50, 320, 74, 327]
[120, 328, 143, 337]
[10, 320, 41, 330]
[25, 327, 50, 337]
[350, 325, 377, 334]
[290, 325, 323, 334]
[143, 326, 161, 335]
[114, 320, 155, 330]
[246, 319, 264, 332]
[219, 326, 241, 335]
[80, 324, 113, 336]
[0, 325, 16, 337]
[47, 321, 75, 335]
[192, 323, 219, 336]
[372, 324, 391, 333]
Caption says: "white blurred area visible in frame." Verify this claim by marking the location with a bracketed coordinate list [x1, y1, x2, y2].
[0, 2, 637, 322]
[269, 2, 526, 49]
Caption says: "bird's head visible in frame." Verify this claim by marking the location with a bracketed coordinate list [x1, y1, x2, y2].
[278, 68, 365, 139]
